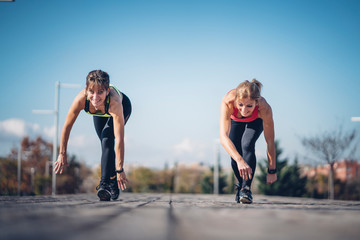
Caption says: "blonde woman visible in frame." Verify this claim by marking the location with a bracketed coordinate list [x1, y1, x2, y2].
[220, 79, 277, 203]
[54, 70, 131, 201]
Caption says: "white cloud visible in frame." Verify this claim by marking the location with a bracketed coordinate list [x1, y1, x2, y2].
[43, 125, 55, 139]
[0, 118, 27, 137]
[68, 135, 86, 148]
[65, 133, 101, 166]
[0, 118, 48, 140]
[173, 138, 193, 153]
[0, 119, 49, 156]
[31, 123, 41, 133]
[0, 118, 54, 146]
[68, 134, 99, 149]
[172, 137, 208, 160]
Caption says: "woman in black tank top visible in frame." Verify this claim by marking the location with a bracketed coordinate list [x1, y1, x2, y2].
[54, 70, 132, 201]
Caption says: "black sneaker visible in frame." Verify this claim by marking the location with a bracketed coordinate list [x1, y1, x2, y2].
[96, 181, 111, 201]
[240, 185, 253, 204]
[109, 177, 120, 200]
[235, 184, 241, 203]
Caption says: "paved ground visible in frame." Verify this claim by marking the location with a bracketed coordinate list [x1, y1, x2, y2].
[0, 193, 359, 240]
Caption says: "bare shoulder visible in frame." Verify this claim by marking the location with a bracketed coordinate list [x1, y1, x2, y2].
[109, 88, 123, 116]
[75, 89, 86, 100]
[221, 89, 236, 118]
[72, 89, 86, 110]
[110, 88, 122, 103]
[258, 96, 272, 118]
[222, 89, 236, 105]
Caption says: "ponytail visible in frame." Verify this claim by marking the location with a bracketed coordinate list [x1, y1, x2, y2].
[236, 78, 262, 100]
[251, 78, 262, 93]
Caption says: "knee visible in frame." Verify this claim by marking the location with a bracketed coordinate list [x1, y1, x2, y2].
[101, 137, 114, 149]
[241, 140, 255, 153]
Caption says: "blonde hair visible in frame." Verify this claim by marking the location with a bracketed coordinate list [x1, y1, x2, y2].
[235, 79, 262, 100]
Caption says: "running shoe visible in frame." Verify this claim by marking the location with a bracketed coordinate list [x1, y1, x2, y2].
[96, 181, 111, 201]
[240, 185, 253, 204]
[109, 177, 120, 200]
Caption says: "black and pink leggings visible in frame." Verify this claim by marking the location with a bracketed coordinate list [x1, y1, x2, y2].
[93, 93, 132, 183]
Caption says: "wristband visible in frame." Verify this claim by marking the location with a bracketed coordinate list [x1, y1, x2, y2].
[267, 168, 277, 174]
[115, 168, 124, 173]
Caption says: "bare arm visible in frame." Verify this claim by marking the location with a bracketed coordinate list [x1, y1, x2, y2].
[219, 92, 253, 180]
[54, 90, 85, 174]
[258, 97, 277, 184]
[109, 92, 129, 190]
[219, 94, 242, 162]
[111, 106, 125, 172]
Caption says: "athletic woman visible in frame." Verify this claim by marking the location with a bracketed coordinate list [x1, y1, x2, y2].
[54, 70, 132, 201]
[220, 79, 277, 204]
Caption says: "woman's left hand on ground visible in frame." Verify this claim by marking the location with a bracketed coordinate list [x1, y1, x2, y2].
[266, 173, 277, 184]
[117, 172, 129, 190]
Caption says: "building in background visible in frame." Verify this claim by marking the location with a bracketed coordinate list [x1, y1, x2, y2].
[302, 159, 360, 182]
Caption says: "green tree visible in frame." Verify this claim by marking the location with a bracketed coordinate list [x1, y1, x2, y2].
[0, 158, 18, 195]
[201, 165, 228, 194]
[128, 167, 159, 192]
[174, 166, 203, 193]
[2, 136, 91, 195]
[56, 155, 84, 194]
[257, 141, 307, 197]
[280, 158, 307, 197]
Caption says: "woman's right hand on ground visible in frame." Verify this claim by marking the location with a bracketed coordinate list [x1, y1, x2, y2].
[237, 160, 252, 180]
[54, 153, 68, 174]
[117, 171, 129, 191]
[266, 173, 277, 184]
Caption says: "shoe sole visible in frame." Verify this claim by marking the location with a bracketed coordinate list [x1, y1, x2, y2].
[97, 189, 111, 201]
[240, 197, 252, 204]
[111, 192, 120, 201]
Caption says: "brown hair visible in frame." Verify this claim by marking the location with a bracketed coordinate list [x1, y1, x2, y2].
[235, 78, 262, 100]
[86, 70, 110, 90]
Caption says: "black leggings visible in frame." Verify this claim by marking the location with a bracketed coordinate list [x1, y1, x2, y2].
[229, 118, 263, 189]
[93, 93, 132, 182]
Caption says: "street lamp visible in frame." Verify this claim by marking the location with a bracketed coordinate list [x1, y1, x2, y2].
[33, 81, 81, 195]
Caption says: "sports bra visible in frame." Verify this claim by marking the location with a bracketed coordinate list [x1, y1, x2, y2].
[231, 105, 259, 122]
[84, 84, 121, 117]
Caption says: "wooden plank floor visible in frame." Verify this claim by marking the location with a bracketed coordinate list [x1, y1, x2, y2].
[1, 193, 359, 240]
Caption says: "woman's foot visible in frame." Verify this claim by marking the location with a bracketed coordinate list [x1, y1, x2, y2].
[240, 185, 253, 204]
[96, 181, 111, 201]
[109, 177, 120, 200]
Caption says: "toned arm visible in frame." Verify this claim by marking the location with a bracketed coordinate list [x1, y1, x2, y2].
[258, 97, 277, 184]
[219, 91, 253, 180]
[109, 90, 129, 190]
[54, 89, 85, 174]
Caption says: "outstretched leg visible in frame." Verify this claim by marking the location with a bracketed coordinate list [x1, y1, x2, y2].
[94, 117, 116, 182]
[229, 120, 246, 186]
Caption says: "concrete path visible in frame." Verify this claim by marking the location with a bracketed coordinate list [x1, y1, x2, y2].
[1, 193, 359, 240]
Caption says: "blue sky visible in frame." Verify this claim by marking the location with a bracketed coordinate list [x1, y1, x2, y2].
[1, 0, 359, 169]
